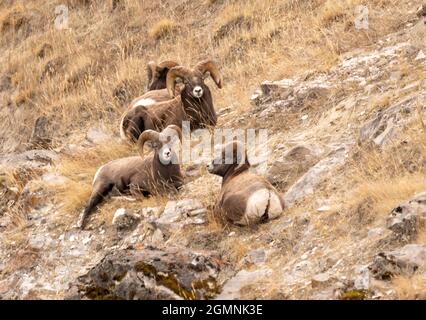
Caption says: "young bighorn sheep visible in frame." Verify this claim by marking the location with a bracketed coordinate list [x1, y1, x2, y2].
[77, 125, 184, 229]
[120, 60, 222, 143]
[207, 141, 285, 225]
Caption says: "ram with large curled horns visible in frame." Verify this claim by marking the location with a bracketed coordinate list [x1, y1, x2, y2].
[120, 59, 223, 143]
[77, 125, 184, 229]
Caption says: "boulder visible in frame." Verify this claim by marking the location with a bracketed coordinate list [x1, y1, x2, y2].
[386, 192, 426, 241]
[244, 249, 267, 264]
[155, 199, 207, 231]
[0, 149, 57, 171]
[284, 146, 347, 207]
[267, 144, 321, 188]
[215, 268, 272, 300]
[369, 244, 426, 279]
[86, 127, 110, 145]
[311, 273, 335, 289]
[66, 246, 222, 300]
[29, 116, 52, 149]
[112, 208, 141, 231]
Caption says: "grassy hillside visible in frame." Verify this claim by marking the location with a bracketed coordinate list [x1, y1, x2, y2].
[0, 0, 415, 152]
[0, 0, 425, 299]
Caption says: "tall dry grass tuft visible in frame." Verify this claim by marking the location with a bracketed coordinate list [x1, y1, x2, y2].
[345, 119, 426, 225]
[55, 141, 133, 214]
[149, 18, 180, 40]
[393, 274, 426, 300]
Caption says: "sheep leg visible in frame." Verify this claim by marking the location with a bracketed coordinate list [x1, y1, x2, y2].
[77, 183, 114, 229]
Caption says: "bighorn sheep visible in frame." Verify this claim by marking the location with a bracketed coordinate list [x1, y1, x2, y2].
[207, 141, 285, 225]
[120, 59, 222, 143]
[127, 60, 180, 110]
[77, 125, 184, 229]
[147, 60, 179, 91]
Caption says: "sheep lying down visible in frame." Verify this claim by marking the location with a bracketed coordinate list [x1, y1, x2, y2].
[77, 125, 184, 229]
[208, 141, 285, 225]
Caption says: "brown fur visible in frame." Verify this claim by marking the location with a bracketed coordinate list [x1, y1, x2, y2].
[147, 60, 179, 91]
[208, 141, 285, 225]
[78, 125, 184, 229]
[121, 60, 222, 143]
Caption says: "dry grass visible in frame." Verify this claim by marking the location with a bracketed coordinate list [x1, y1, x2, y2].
[55, 140, 133, 214]
[367, 92, 394, 112]
[0, 0, 416, 155]
[149, 18, 179, 40]
[345, 119, 426, 225]
[393, 274, 426, 299]
[0, 0, 422, 241]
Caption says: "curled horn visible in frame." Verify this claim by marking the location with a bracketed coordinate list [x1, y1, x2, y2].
[195, 60, 223, 89]
[146, 61, 157, 89]
[136, 130, 160, 158]
[166, 66, 193, 98]
[158, 60, 179, 70]
[160, 125, 182, 143]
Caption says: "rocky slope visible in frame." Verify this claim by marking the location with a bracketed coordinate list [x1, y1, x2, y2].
[0, 5, 425, 300]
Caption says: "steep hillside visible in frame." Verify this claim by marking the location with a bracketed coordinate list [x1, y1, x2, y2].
[0, 0, 425, 299]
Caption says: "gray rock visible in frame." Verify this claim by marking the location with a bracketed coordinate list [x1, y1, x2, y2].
[284, 146, 347, 207]
[369, 244, 426, 279]
[311, 273, 335, 289]
[261, 79, 295, 97]
[359, 93, 425, 147]
[41, 172, 69, 186]
[156, 199, 207, 230]
[66, 246, 222, 300]
[245, 249, 267, 264]
[0, 149, 57, 171]
[29, 116, 51, 148]
[86, 127, 110, 145]
[359, 114, 396, 147]
[216, 268, 272, 300]
[353, 266, 370, 290]
[112, 208, 141, 231]
[415, 50, 426, 61]
[267, 144, 321, 188]
[141, 207, 162, 220]
[386, 192, 426, 241]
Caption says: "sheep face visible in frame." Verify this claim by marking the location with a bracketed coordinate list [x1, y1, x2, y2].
[146, 137, 176, 165]
[207, 141, 247, 177]
[178, 72, 210, 99]
[138, 125, 182, 166]
[167, 60, 223, 99]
